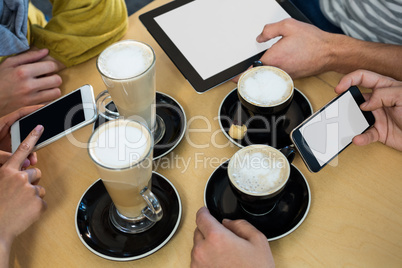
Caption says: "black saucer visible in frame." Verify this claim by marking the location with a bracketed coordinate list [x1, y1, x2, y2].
[204, 161, 310, 241]
[219, 88, 313, 148]
[75, 172, 182, 261]
[94, 92, 186, 160]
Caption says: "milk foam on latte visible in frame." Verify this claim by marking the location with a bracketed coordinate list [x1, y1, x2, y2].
[228, 145, 289, 195]
[90, 120, 151, 168]
[239, 67, 293, 107]
[97, 40, 154, 80]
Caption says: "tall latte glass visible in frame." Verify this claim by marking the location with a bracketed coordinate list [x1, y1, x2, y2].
[88, 119, 163, 233]
[96, 40, 165, 144]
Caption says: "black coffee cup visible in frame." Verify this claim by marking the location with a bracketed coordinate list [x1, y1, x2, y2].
[237, 65, 294, 115]
[228, 65, 294, 141]
[227, 144, 295, 215]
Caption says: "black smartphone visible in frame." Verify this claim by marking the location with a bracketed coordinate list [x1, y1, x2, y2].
[290, 86, 375, 172]
[11, 85, 97, 152]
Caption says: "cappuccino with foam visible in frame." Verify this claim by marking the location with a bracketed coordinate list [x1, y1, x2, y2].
[228, 145, 290, 196]
[238, 66, 293, 107]
[88, 119, 153, 218]
[97, 40, 156, 130]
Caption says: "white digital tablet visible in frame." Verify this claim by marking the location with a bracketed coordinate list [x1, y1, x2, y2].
[140, 0, 309, 93]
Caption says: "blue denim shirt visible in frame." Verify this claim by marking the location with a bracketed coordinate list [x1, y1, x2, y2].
[0, 0, 29, 56]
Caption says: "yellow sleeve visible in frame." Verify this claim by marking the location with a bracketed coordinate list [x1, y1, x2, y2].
[30, 0, 128, 67]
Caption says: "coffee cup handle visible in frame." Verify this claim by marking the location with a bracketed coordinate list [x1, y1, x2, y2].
[280, 145, 295, 164]
[140, 187, 163, 222]
[96, 90, 120, 121]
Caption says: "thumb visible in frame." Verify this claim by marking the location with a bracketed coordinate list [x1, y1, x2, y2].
[256, 19, 292, 43]
[222, 219, 264, 242]
[352, 128, 380, 147]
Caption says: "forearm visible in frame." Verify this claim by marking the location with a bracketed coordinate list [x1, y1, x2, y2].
[327, 34, 402, 80]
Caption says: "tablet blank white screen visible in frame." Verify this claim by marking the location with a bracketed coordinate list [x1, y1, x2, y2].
[154, 0, 290, 80]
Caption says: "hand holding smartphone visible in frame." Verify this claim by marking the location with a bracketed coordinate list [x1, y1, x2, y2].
[291, 86, 375, 172]
[11, 85, 97, 152]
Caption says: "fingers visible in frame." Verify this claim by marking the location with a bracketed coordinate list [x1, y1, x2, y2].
[21, 158, 31, 169]
[34, 185, 48, 213]
[24, 167, 42, 184]
[222, 219, 264, 242]
[23, 61, 62, 79]
[193, 227, 204, 244]
[27, 152, 38, 167]
[335, 70, 400, 94]
[361, 93, 371, 102]
[0, 106, 43, 151]
[4, 49, 49, 67]
[0, 105, 42, 130]
[0, 151, 12, 165]
[34, 185, 46, 198]
[361, 87, 402, 111]
[5, 125, 44, 169]
[31, 87, 61, 105]
[256, 18, 295, 43]
[195, 207, 265, 243]
[256, 22, 282, 43]
[231, 76, 240, 83]
[31, 72, 62, 89]
[352, 128, 380, 146]
[195, 207, 225, 237]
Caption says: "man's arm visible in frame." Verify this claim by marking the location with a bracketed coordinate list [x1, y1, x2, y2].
[327, 34, 402, 80]
[256, 19, 402, 80]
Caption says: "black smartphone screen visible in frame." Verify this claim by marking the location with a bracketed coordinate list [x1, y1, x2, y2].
[291, 86, 375, 172]
[19, 90, 85, 145]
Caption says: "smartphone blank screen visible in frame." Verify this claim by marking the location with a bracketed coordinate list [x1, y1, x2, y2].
[19, 90, 85, 145]
[298, 91, 370, 166]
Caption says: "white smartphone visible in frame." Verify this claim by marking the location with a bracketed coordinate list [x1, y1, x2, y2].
[290, 86, 375, 173]
[11, 84, 97, 152]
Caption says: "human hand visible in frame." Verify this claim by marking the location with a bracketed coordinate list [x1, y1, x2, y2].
[0, 106, 42, 170]
[0, 150, 36, 171]
[191, 207, 275, 268]
[0, 48, 62, 117]
[0, 105, 42, 153]
[255, 18, 334, 79]
[335, 70, 402, 151]
[0, 125, 46, 266]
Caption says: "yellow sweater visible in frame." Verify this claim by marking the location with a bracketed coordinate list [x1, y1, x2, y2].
[26, 0, 128, 67]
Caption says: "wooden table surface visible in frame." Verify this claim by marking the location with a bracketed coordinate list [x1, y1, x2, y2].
[10, 0, 402, 267]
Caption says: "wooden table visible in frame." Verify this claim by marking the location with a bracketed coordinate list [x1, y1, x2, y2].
[11, 0, 402, 267]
